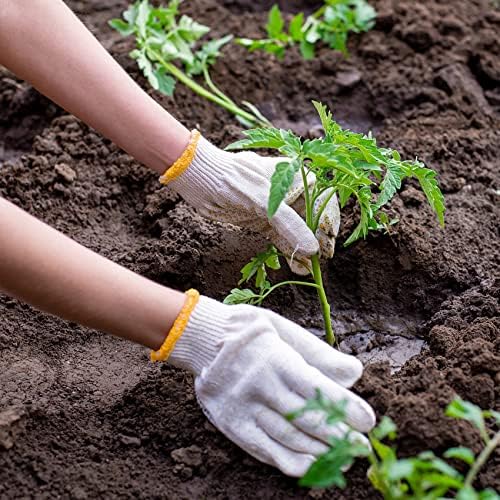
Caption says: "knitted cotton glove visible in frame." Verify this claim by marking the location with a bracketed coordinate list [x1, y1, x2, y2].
[169, 296, 376, 477]
[163, 133, 340, 274]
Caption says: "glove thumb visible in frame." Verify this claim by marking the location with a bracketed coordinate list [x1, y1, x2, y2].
[268, 203, 319, 263]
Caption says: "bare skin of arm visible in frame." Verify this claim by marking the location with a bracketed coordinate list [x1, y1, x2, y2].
[0, 0, 194, 346]
[0, 198, 185, 350]
[0, 0, 191, 172]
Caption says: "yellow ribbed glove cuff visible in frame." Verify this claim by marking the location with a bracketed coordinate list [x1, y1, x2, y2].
[151, 289, 200, 362]
[159, 130, 201, 185]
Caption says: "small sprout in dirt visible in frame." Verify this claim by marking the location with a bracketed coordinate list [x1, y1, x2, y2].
[110, 0, 271, 127]
[237, 0, 376, 60]
[225, 101, 445, 345]
[290, 394, 500, 498]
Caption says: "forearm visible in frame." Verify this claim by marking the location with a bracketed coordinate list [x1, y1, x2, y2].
[0, 198, 185, 349]
[0, 0, 190, 173]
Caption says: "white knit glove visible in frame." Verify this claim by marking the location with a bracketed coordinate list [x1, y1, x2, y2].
[168, 136, 340, 275]
[169, 296, 376, 477]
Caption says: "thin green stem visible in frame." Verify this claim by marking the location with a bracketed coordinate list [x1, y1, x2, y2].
[301, 165, 313, 227]
[258, 280, 320, 304]
[464, 431, 500, 489]
[202, 66, 236, 106]
[311, 254, 335, 346]
[149, 49, 268, 127]
[312, 188, 337, 234]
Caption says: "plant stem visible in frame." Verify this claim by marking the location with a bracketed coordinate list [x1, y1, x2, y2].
[464, 431, 500, 489]
[149, 49, 269, 127]
[202, 67, 236, 106]
[258, 280, 320, 304]
[311, 254, 335, 345]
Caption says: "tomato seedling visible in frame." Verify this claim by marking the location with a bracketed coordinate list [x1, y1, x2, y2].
[289, 394, 500, 499]
[224, 101, 445, 345]
[110, 0, 271, 128]
[237, 0, 376, 60]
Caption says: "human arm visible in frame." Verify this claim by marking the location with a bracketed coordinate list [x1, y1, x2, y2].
[0, 195, 375, 476]
[0, 0, 190, 171]
[0, 0, 338, 268]
[0, 197, 185, 349]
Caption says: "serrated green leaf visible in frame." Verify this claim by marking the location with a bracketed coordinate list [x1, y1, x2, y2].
[344, 187, 373, 246]
[154, 66, 176, 96]
[386, 459, 414, 481]
[411, 165, 446, 226]
[457, 486, 480, 500]
[444, 447, 475, 465]
[226, 128, 286, 150]
[370, 436, 397, 462]
[109, 18, 135, 36]
[266, 5, 285, 38]
[136, 0, 151, 39]
[446, 398, 486, 434]
[371, 416, 397, 441]
[299, 437, 363, 489]
[289, 13, 305, 41]
[312, 100, 334, 138]
[279, 129, 302, 156]
[375, 162, 403, 209]
[478, 488, 500, 500]
[268, 159, 302, 218]
[300, 39, 315, 59]
[223, 288, 259, 305]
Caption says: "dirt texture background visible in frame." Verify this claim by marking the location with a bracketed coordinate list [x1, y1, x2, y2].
[0, 0, 499, 498]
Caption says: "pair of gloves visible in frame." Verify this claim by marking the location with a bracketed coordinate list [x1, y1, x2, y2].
[162, 135, 375, 477]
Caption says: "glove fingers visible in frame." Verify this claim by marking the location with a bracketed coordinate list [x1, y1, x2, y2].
[257, 408, 329, 456]
[241, 426, 316, 477]
[282, 363, 376, 433]
[268, 203, 319, 260]
[285, 255, 312, 276]
[266, 312, 364, 388]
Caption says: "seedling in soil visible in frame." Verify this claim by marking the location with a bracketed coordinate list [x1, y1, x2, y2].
[224, 101, 445, 346]
[290, 393, 500, 498]
[110, 0, 271, 128]
[237, 0, 376, 60]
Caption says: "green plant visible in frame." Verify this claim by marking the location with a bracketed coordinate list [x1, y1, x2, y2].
[224, 101, 445, 345]
[237, 0, 376, 60]
[110, 0, 271, 127]
[290, 393, 500, 499]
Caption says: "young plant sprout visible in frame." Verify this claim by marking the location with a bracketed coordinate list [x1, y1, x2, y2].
[224, 102, 445, 346]
[110, 0, 271, 128]
[237, 0, 377, 60]
[289, 393, 500, 498]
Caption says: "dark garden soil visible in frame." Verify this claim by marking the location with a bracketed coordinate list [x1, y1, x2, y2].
[1, 0, 499, 498]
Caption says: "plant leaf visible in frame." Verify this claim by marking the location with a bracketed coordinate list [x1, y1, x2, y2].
[411, 165, 446, 226]
[154, 66, 176, 96]
[444, 447, 475, 465]
[266, 4, 285, 38]
[268, 159, 302, 218]
[223, 288, 260, 305]
[446, 398, 486, 434]
[109, 18, 135, 36]
[289, 13, 305, 41]
[225, 128, 286, 150]
[375, 162, 403, 209]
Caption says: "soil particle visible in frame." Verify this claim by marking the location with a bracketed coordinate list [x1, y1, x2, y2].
[171, 445, 204, 467]
[0, 407, 25, 450]
[0, 0, 499, 497]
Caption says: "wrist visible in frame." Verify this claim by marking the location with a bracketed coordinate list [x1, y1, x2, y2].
[169, 296, 230, 376]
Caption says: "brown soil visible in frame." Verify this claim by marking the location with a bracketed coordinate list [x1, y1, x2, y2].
[1, 0, 499, 498]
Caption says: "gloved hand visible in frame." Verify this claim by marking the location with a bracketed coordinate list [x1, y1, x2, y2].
[169, 296, 376, 477]
[163, 133, 340, 275]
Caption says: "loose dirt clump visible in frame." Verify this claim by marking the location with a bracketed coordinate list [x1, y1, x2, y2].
[0, 0, 499, 498]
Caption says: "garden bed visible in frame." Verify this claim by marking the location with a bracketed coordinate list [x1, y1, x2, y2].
[0, 0, 499, 497]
